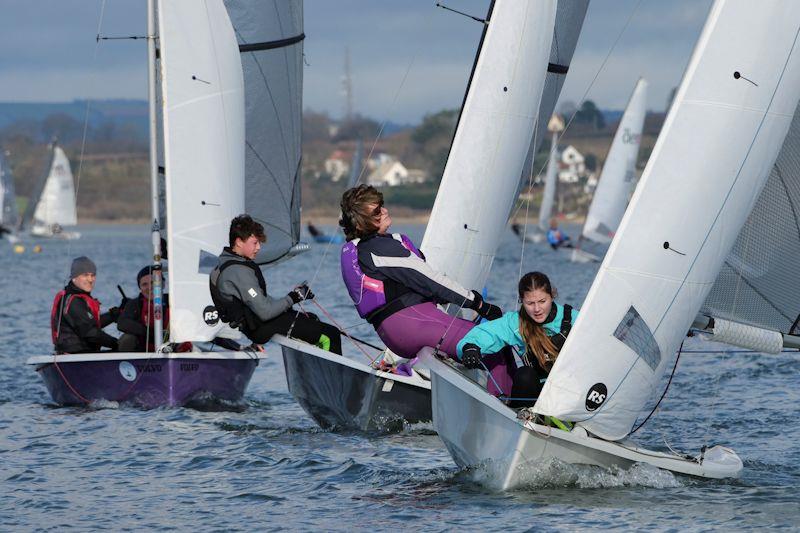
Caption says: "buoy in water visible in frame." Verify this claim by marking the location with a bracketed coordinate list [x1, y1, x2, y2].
[13, 244, 25, 254]
[33, 245, 42, 253]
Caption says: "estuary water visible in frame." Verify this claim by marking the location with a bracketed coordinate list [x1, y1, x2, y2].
[1, 223, 798, 530]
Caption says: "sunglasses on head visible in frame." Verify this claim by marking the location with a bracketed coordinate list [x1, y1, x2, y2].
[370, 201, 384, 217]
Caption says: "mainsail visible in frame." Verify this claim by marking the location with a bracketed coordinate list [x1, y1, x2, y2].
[0, 150, 18, 231]
[159, 0, 245, 342]
[30, 146, 78, 230]
[535, 1, 800, 440]
[224, 0, 304, 265]
[537, 117, 562, 231]
[421, 0, 557, 290]
[701, 103, 800, 336]
[581, 78, 648, 243]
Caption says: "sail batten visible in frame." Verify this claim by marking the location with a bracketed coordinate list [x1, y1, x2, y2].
[535, 1, 800, 441]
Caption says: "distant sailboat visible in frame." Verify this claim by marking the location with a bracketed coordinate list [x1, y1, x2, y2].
[20, 143, 80, 240]
[0, 149, 20, 242]
[571, 78, 648, 263]
[27, 0, 268, 407]
[278, 0, 588, 432]
[427, 0, 800, 487]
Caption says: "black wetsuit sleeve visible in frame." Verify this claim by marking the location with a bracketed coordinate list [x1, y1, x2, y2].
[67, 298, 119, 350]
[361, 237, 475, 306]
[117, 299, 147, 337]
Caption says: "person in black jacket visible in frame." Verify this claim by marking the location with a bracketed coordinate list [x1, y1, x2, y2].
[210, 214, 342, 353]
[50, 256, 120, 354]
[118, 266, 169, 352]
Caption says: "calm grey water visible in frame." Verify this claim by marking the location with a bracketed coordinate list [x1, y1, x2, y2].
[1, 223, 798, 530]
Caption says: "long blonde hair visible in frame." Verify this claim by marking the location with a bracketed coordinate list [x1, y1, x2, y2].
[518, 271, 559, 370]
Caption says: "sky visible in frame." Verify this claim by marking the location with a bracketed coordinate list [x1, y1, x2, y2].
[0, 0, 713, 123]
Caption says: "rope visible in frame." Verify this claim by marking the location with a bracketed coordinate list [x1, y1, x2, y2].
[512, 0, 644, 294]
[306, 300, 381, 364]
[629, 340, 683, 436]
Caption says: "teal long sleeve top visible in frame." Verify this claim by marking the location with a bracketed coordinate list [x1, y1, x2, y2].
[456, 302, 579, 358]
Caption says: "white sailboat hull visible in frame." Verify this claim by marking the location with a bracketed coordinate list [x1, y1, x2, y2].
[276, 335, 432, 432]
[424, 350, 742, 490]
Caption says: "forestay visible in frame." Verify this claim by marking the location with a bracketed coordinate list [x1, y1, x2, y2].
[535, 1, 800, 441]
[159, 0, 245, 342]
[224, 0, 304, 265]
[582, 78, 648, 243]
[421, 0, 557, 290]
[32, 146, 77, 228]
[701, 102, 800, 336]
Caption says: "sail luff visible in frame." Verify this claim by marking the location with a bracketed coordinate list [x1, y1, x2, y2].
[420, 0, 557, 291]
[581, 78, 648, 243]
[160, 0, 245, 342]
[535, 0, 800, 440]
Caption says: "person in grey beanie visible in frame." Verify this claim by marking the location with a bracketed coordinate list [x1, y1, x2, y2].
[50, 256, 120, 353]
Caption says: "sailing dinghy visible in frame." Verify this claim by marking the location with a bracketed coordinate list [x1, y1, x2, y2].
[27, 0, 266, 408]
[571, 78, 648, 263]
[279, 0, 588, 432]
[19, 143, 80, 240]
[428, 0, 800, 487]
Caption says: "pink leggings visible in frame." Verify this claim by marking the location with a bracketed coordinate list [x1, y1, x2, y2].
[377, 302, 515, 396]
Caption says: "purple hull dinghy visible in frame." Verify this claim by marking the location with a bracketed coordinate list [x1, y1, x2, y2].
[27, 352, 262, 408]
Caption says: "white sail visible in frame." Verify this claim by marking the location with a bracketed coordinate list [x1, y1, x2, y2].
[421, 0, 557, 290]
[159, 0, 245, 342]
[32, 146, 77, 228]
[535, 0, 800, 441]
[582, 78, 648, 243]
[538, 129, 559, 231]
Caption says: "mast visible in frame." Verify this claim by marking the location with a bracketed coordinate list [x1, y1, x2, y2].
[147, 0, 164, 349]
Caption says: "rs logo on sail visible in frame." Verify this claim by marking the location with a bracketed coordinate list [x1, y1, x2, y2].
[585, 383, 608, 411]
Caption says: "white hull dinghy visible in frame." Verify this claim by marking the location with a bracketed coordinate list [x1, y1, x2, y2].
[426, 352, 741, 490]
[279, 0, 588, 432]
[429, 0, 800, 486]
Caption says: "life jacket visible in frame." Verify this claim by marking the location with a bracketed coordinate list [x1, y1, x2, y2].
[209, 257, 267, 333]
[340, 233, 422, 320]
[549, 303, 573, 352]
[138, 294, 170, 351]
[51, 289, 101, 345]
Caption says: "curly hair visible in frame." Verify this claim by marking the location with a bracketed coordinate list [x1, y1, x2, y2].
[228, 214, 266, 247]
[339, 185, 384, 241]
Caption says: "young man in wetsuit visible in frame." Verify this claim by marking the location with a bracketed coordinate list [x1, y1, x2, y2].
[209, 214, 342, 353]
[51, 256, 120, 354]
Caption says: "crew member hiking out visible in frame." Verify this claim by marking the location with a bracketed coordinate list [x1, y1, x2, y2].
[210, 214, 342, 354]
[51, 256, 120, 354]
[339, 185, 502, 359]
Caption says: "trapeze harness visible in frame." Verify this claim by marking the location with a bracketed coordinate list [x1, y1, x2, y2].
[209, 259, 267, 335]
[50, 290, 101, 345]
[340, 233, 423, 327]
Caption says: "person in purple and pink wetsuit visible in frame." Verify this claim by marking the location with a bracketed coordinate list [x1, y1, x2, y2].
[338, 185, 502, 360]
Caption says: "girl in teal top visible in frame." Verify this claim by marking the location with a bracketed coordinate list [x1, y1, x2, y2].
[457, 271, 579, 406]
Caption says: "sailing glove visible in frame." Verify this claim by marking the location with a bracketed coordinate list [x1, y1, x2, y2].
[460, 343, 483, 369]
[469, 290, 503, 321]
[288, 283, 315, 304]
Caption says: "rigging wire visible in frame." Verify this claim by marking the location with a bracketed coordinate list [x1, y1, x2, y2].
[514, 0, 644, 289]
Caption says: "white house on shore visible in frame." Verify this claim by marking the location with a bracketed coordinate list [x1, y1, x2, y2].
[558, 145, 586, 183]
